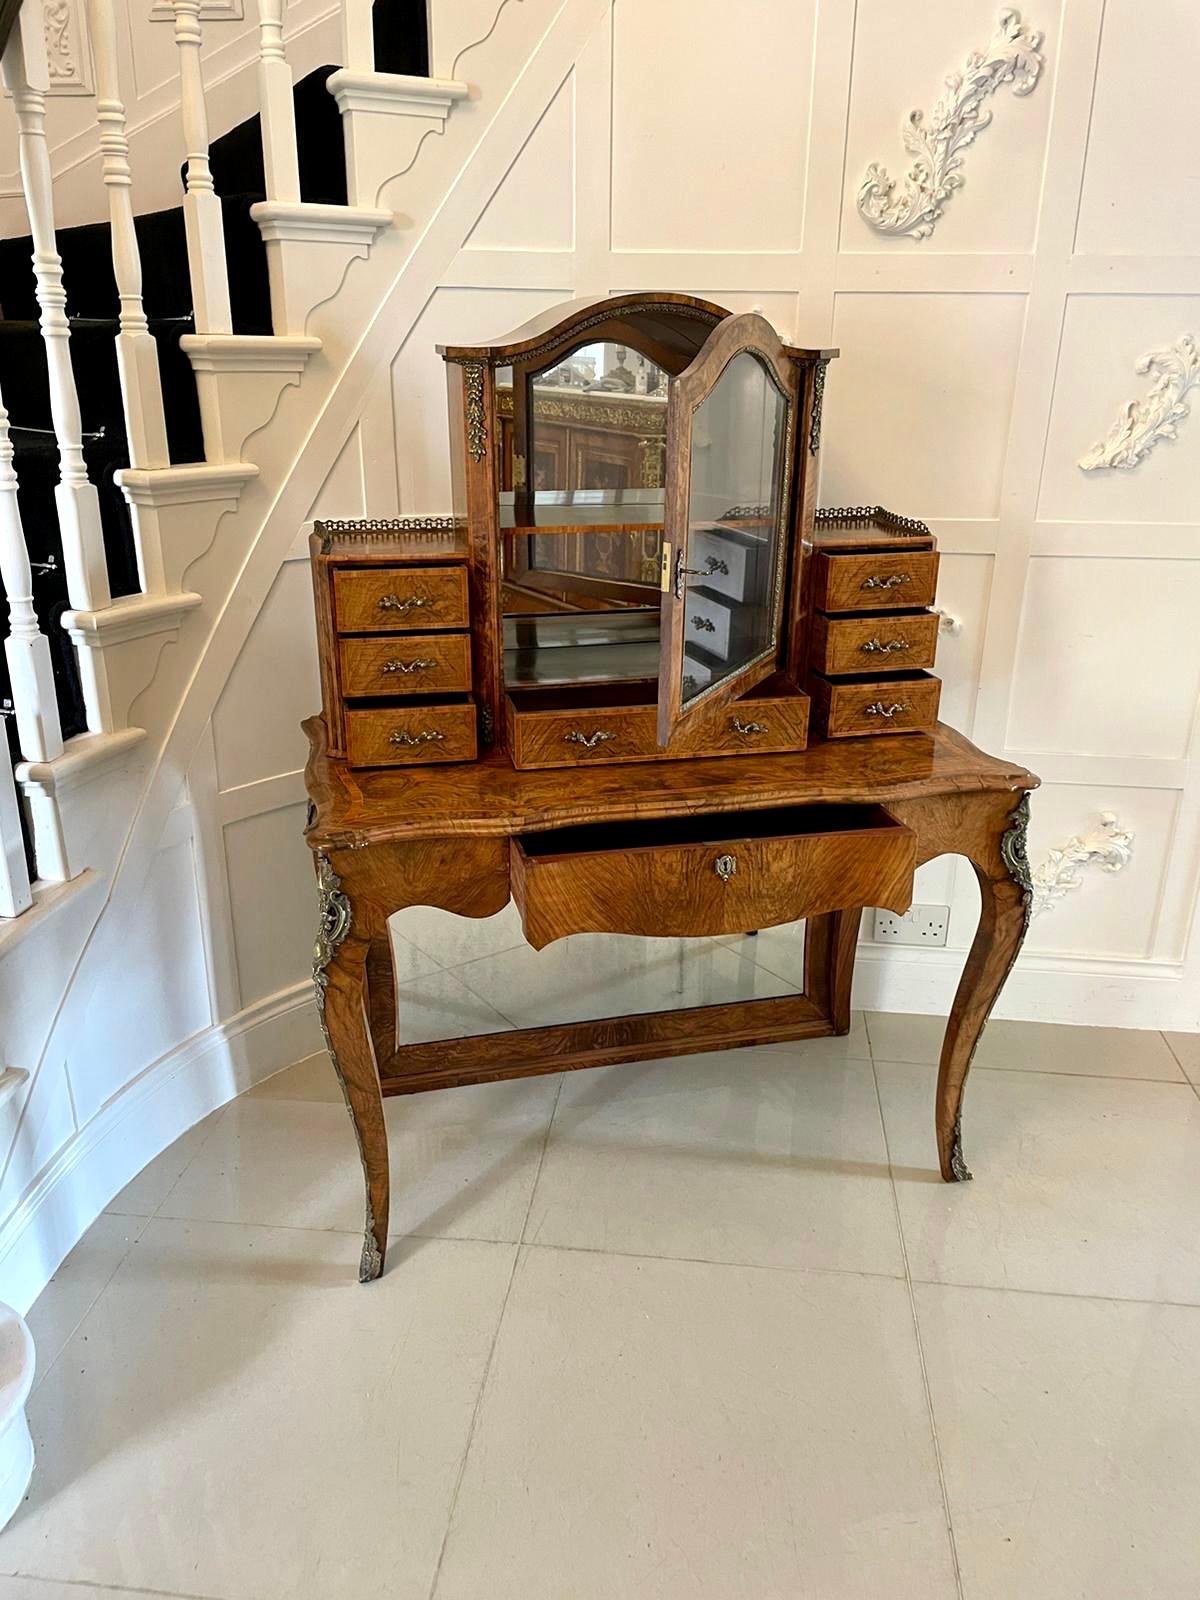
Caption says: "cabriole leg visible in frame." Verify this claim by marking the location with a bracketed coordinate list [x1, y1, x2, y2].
[313, 853, 390, 1281]
[936, 794, 1033, 1182]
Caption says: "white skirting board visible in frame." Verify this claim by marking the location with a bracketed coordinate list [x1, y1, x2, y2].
[855, 943, 1200, 1032]
[0, 984, 323, 1319]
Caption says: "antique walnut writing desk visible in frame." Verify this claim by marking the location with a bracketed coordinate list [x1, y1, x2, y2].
[302, 293, 1038, 1282]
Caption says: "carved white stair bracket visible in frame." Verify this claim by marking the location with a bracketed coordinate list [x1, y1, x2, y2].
[1030, 811, 1134, 918]
[116, 461, 258, 593]
[60, 591, 202, 732]
[250, 202, 393, 335]
[857, 9, 1044, 241]
[180, 334, 321, 463]
[1078, 334, 1200, 472]
[324, 70, 469, 208]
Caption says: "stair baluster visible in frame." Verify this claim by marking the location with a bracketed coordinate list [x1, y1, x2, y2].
[341, 0, 376, 72]
[88, 0, 171, 594]
[1, 6, 114, 733]
[0, 752, 32, 917]
[172, 0, 233, 337]
[255, 0, 301, 205]
[0, 383, 64, 766]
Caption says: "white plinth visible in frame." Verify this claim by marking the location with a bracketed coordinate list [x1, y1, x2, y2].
[0, 1304, 35, 1529]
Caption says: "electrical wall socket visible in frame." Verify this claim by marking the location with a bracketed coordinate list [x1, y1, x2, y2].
[873, 905, 950, 947]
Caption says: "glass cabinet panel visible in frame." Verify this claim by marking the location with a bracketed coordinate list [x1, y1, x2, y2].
[678, 352, 788, 706]
[658, 315, 798, 742]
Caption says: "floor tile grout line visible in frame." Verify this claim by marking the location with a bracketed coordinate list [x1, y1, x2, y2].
[872, 1059, 1192, 1087]
[907, 1275, 1200, 1312]
[33, 1110, 231, 1397]
[517, 1236, 907, 1283]
[9, 1570, 226, 1600]
[869, 1057, 966, 1600]
[1161, 1031, 1200, 1100]
[26, 1215, 152, 1401]
[426, 1074, 565, 1600]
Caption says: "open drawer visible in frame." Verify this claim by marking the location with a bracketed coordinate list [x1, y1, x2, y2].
[510, 804, 915, 949]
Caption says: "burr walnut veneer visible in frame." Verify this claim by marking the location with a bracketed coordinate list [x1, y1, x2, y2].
[305, 714, 1036, 1283]
[303, 293, 1037, 1283]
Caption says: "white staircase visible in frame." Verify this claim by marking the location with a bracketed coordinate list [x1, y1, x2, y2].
[0, 0, 601, 1312]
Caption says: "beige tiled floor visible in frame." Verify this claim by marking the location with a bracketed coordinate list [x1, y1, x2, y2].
[5, 1013, 1200, 1599]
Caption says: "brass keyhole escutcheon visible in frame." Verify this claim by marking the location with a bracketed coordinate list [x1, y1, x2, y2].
[714, 853, 737, 883]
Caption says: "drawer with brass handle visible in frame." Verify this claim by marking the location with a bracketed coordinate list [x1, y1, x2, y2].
[344, 701, 478, 767]
[338, 634, 471, 697]
[807, 669, 941, 739]
[509, 802, 916, 949]
[813, 550, 938, 614]
[506, 683, 809, 770]
[809, 611, 939, 677]
[333, 565, 469, 633]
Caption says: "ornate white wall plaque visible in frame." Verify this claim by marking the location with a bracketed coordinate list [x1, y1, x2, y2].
[857, 9, 1045, 241]
[43, 0, 93, 95]
[1078, 333, 1200, 472]
[1031, 811, 1134, 918]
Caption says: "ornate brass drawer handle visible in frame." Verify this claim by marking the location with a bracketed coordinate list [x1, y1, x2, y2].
[861, 573, 911, 590]
[860, 638, 911, 654]
[563, 729, 615, 750]
[730, 718, 769, 736]
[691, 615, 716, 633]
[381, 658, 437, 674]
[714, 853, 737, 883]
[674, 552, 730, 596]
[864, 701, 911, 719]
[389, 728, 447, 746]
[377, 593, 432, 612]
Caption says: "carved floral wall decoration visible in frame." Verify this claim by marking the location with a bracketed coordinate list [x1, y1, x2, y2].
[1078, 334, 1200, 472]
[42, 0, 92, 94]
[1031, 812, 1133, 918]
[857, 9, 1044, 241]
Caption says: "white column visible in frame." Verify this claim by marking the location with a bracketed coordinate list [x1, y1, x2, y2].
[1, 12, 111, 618]
[88, 0, 170, 594]
[256, 0, 301, 203]
[341, 0, 374, 71]
[172, 0, 233, 336]
[0, 385, 64, 765]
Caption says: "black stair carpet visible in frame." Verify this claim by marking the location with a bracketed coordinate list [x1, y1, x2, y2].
[0, 0, 426, 748]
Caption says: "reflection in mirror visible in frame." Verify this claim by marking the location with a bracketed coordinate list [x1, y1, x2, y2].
[499, 343, 671, 688]
[497, 341, 669, 527]
[679, 351, 788, 708]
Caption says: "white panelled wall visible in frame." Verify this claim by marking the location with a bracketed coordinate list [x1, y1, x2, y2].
[203, 0, 1200, 1038]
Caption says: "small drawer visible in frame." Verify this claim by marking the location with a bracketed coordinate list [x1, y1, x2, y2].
[810, 611, 939, 676]
[684, 588, 741, 661]
[510, 803, 916, 949]
[511, 701, 658, 768]
[507, 686, 809, 770]
[808, 670, 941, 739]
[688, 525, 767, 603]
[334, 565, 469, 633]
[814, 550, 938, 613]
[338, 634, 471, 697]
[344, 701, 478, 767]
[673, 691, 809, 757]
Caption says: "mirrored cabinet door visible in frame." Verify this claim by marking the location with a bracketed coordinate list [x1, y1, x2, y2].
[657, 315, 800, 742]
